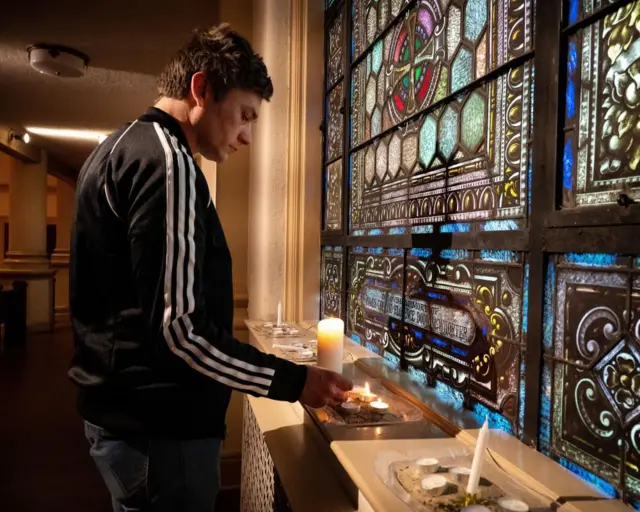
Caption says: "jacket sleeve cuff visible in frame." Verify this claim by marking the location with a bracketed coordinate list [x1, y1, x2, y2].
[267, 358, 308, 402]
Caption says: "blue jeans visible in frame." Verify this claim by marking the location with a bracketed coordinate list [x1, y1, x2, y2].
[84, 421, 222, 512]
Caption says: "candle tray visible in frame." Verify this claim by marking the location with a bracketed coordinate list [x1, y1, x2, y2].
[307, 379, 423, 427]
[375, 449, 553, 512]
[256, 322, 308, 338]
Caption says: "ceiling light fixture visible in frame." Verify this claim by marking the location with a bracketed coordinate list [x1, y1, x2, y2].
[25, 127, 108, 142]
[27, 44, 89, 78]
[9, 131, 30, 144]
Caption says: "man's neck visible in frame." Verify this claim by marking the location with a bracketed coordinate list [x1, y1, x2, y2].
[154, 97, 198, 154]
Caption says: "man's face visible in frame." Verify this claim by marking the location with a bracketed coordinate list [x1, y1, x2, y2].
[193, 87, 262, 163]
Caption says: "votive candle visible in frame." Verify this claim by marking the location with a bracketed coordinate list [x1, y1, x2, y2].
[317, 318, 344, 373]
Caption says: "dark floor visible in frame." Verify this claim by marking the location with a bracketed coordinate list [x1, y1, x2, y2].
[0, 327, 239, 512]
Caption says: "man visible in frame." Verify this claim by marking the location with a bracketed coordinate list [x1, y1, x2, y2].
[69, 24, 352, 512]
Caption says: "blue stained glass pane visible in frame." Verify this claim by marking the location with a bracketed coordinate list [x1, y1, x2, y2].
[480, 250, 518, 263]
[451, 346, 468, 357]
[408, 366, 427, 386]
[412, 225, 434, 234]
[539, 364, 552, 454]
[433, 337, 448, 348]
[518, 357, 526, 438]
[350, 333, 362, 343]
[440, 223, 471, 233]
[389, 227, 407, 235]
[481, 220, 520, 231]
[384, 352, 401, 368]
[566, 80, 576, 119]
[367, 247, 384, 255]
[473, 403, 514, 435]
[558, 459, 618, 498]
[565, 253, 618, 267]
[372, 40, 383, 73]
[435, 381, 465, 409]
[388, 248, 405, 256]
[543, 262, 555, 351]
[366, 342, 382, 355]
[568, 41, 578, 75]
[368, 228, 383, 235]
[563, 138, 573, 191]
[569, 0, 579, 24]
[352, 246, 366, 253]
[410, 248, 433, 258]
[440, 249, 470, 260]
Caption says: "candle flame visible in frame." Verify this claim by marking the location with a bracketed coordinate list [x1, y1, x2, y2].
[364, 382, 371, 394]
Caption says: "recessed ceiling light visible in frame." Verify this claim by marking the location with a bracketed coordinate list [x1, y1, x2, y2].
[25, 127, 107, 142]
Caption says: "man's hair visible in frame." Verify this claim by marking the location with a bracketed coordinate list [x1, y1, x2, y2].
[158, 24, 273, 102]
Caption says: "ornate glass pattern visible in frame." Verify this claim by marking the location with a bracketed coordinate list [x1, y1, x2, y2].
[321, 246, 345, 320]
[347, 247, 405, 358]
[352, 0, 412, 60]
[403, 249, 525, 432]
[563, 1, 640, 207]
[350, 0, 535, 147]
[350, 63, 534, 235]
[327, 83, 344, 162]
[325, 160, 343, 231]
[568, 0, 625, 23]
[327, 8, 344, 90]
[540, 253, 640, 502]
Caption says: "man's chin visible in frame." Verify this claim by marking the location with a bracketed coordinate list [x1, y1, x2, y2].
[200, 149, 226, 164]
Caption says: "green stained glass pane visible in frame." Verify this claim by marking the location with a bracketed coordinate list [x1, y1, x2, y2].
[372, 40, 383, 74]
[452, 47, 473, 92]
[461, 92, 486, 152]
[464, 0, 487, 44]
[439, 106, 459, 160]
[420, 115, 437, 167]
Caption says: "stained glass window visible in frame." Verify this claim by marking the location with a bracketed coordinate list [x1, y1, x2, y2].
[324, 160, 343, 231]
[540, 253, 640, 503]
[327, 8, 345, 90]
[350, 63, 534, 235]
[321, 246, 345, 320]
[404, 248, 526, 435]
[563, 1, 640, 208]
[350, 0, 535, 147]
[347, 247, 405, 365]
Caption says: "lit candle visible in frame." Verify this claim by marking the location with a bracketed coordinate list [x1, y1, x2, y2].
[370, 400, 389, 411]
[316, 318, 344, 373]
[359, 382, 377, 403]
[340, 401, 360, 413]
[466, 417, 490, 496]
[276, 301, 282, 327]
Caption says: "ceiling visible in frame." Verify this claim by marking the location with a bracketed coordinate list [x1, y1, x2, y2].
[0, 0, 219, 171]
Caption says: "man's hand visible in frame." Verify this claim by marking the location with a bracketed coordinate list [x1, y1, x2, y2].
[299, 366, 354, 408]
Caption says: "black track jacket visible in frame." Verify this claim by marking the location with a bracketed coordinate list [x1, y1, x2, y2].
[68, 107, 307, 439]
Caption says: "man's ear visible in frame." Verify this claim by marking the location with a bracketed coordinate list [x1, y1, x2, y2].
[191, 71, 208, 107]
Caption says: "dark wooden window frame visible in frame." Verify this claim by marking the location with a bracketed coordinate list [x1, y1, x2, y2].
[320, 0, 640, 450]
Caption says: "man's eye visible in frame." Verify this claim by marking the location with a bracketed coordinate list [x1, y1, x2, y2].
[242, 113, 249, 121]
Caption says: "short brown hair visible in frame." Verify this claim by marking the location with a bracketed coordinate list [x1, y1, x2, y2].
[158, 24, 273, 102]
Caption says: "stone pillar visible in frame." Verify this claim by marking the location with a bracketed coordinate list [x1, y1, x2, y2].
[51, 178, 74, 325]
[248, 0, 323, 323]
[5, 150, 55, 331]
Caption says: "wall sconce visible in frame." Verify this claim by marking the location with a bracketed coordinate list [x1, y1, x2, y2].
[10, 131, 30, 144]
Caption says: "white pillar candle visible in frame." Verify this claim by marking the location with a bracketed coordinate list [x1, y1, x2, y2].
[466, 417, 490, 495]
[316, 318, 344, 373]
[276, 301, 282, 327]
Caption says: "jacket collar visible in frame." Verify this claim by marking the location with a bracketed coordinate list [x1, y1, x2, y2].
[138, 107, 193, 156]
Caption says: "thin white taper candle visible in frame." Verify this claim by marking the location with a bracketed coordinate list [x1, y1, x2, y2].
[466, 417, 489, 495]
[276, 301, 282, 327]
